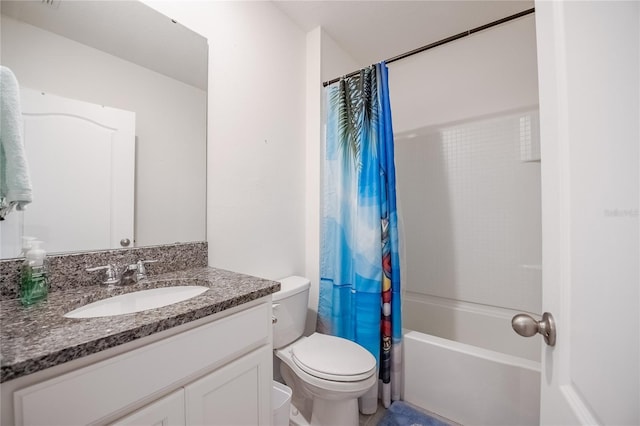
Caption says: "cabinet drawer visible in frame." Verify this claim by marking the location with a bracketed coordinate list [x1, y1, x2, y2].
[14, 302, 270, 425]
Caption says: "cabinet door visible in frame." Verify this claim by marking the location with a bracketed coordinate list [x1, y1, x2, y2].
[185, 346, 272, 426]
[113, 389, 185, 426]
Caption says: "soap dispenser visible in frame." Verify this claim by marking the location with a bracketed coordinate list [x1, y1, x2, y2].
[20, 240, 49, 306]
[20, 236, 36, 257]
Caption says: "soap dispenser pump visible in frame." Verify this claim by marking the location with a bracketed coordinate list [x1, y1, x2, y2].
[20, 240, 49, 306]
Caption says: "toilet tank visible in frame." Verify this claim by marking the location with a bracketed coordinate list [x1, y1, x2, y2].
[272, 276, 310, 349]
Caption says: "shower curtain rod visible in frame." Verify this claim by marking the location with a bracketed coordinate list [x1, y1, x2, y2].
[322, 7, 535, 87]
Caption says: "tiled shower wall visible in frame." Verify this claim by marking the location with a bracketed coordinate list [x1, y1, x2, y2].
[395, 110, 542, 361]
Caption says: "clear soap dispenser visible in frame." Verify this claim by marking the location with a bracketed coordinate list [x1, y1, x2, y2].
[20, 240, 49, 306]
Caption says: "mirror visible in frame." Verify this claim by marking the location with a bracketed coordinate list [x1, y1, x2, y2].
[0, 0, 207, 258]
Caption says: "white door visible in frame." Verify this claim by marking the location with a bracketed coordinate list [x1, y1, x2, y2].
[113, 389, 186, 426]
[184, 346, 272, 426]
[535, 1, 639, 424]
[20, 88, 135, 253]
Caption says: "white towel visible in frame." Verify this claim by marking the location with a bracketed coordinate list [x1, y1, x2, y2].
[0, 66, 32, 219]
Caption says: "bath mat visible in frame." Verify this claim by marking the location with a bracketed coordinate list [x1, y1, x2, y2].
[377, 401, 452, 426]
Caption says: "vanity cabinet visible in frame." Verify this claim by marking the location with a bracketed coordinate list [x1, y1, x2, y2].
[8, 300, 273, 426]
[115, 346, 272, 426]
[185, 346, 271, 425]
[114, 389, 186, 426]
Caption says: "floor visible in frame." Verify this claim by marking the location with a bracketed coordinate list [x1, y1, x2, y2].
[358, 401, 388, 426]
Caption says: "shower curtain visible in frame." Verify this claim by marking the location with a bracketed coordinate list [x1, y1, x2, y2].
[318, 62, 402, 409]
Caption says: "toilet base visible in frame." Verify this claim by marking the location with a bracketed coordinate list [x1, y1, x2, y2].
[289, 402, 311, 426]
[311, 397, 359, 426]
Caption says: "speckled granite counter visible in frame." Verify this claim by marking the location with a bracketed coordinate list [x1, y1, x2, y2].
[0, 267, 279, 383]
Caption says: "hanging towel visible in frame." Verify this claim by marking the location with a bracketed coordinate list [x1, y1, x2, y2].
[0, 66, 32, 219]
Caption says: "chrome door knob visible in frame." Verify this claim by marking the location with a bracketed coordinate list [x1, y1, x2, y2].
[512, 312, 556, 347]
[120, 238, 131, 247]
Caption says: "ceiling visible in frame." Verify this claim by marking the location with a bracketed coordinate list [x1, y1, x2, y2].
[273, 0, 534, 69]
[2, 1, 533, 90]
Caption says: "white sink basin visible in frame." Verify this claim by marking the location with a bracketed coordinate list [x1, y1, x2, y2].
[64, 286, 209, 319]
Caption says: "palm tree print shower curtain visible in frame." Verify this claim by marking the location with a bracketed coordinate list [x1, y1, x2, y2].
[319, 62, 402, 408]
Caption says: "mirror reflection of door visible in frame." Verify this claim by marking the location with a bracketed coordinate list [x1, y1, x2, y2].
[6, 88, 135, 255]
[0, 0, 207, 258]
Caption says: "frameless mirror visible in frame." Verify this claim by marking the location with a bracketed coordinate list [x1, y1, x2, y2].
[0, 0, 207, 258]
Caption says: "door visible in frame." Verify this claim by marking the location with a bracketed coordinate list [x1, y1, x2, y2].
[535, 1, 639, 424]
[19, 88, 135, 253]
[184, 346, 272, 426]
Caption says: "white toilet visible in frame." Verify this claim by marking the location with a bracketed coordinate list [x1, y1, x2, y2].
[273, 276, 377, 426]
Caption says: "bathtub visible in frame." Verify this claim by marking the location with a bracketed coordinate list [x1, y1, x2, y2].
[403, 330, 540, 426]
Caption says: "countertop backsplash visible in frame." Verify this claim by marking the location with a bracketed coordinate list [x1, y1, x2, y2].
[0, 242, 208, 301]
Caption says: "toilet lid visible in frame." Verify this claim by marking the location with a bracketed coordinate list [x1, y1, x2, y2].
[292, 333, 377, 382]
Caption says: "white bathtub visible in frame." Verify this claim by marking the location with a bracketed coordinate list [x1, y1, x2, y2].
[403, 330, 540, 426]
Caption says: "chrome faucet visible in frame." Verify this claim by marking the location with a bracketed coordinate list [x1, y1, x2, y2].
[119, 264, 138, 286]
[85, 264, 120, 285]
[135, 259, 158, 281]
[86, 260, 157, 286]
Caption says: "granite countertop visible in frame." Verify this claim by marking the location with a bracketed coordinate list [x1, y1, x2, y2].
[0, 267, 280, 383]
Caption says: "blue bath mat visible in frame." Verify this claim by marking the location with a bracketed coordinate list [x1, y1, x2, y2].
[377, 401, 452, 426]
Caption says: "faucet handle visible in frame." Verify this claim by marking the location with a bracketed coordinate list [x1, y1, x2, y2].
[86, 264, 119, 285]
[135, 259, 158, 280]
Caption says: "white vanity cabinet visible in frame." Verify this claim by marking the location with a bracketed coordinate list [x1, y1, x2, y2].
[7, 299, 273, 426]
[116, 346, 273, 426]
[185, 346, 272, 425]
[114, 389, 186, 426]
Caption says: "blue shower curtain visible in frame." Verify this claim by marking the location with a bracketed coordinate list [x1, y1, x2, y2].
[319, 62, 402, 408]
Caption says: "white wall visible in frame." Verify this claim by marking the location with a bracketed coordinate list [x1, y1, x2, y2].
[0, 15, 207, 248]
[305, 28, 322, 335]
[389, 15, 539, 133]
[389, 15, 541, 361]
[143, 1, 307, 280]
[320, 30, 362, 82]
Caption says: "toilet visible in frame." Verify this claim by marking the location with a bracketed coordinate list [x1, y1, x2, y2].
[273, 276, 377, 426]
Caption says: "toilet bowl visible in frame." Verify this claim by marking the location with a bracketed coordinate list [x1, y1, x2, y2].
[273, 277, 377, 426]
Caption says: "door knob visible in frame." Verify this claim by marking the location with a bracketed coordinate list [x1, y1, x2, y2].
[120, 238, 131, 247]
[511, 312, 556, 346]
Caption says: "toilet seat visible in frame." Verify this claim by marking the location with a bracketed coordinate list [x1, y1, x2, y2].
[291, 333, 376, 382]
